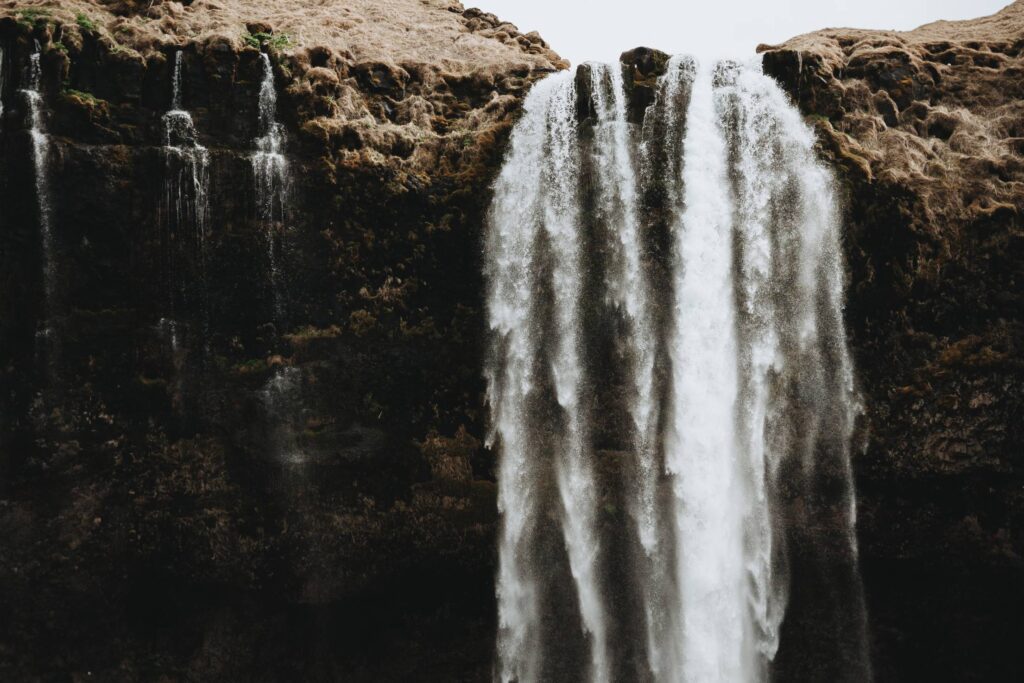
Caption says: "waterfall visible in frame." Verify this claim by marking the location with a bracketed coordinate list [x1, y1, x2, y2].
[587, 62, 673, 677]
[486, 57, 868, 682]
[21, 44, 56, 340]
[252, 52, 290, 318]
[486, 70, 609, 683]
[161, 50, 210, 337]
[1, 47, 6, 124]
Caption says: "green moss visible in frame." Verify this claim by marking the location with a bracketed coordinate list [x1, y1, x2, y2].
[243, 31, 293, 50]
[17, 8, 50, 28]
[64, 88, 105, 105]
[76, 12, 96, 32]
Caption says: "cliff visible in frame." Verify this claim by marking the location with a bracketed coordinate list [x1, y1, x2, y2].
[0, 1, 561, 679]
[0, 0, 1020, 680]
[760, 4, 1023, 680]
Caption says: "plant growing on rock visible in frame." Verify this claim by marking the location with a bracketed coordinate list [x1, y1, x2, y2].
[243, 31, 293, 51]
[16, 7, 51, 28]
[76, 12, 96, 32]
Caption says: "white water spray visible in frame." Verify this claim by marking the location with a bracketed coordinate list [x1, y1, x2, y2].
[487, 70, 610, 683]
[588, 62, 674, 677]
[487, 56, 867, 682]
[21, 44, 56, 338]
[161, 50, 210, 336]
[1, 47, 6, 125]
[252, 52, 290, 317]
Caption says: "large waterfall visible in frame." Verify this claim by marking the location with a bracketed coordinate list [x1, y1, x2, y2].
[486, 57, 868, 682]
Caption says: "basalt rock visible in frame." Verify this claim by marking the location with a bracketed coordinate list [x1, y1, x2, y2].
[0, 1, 560, 680]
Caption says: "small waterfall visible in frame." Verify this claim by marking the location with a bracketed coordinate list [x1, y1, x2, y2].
[1, 47, 6, 124]
[252, 54, 304, 469]
[252, 52, 290, 318]
[20, 44, 57, 341]
[487, 57, 869, 681]
[161, 50, 210, 337]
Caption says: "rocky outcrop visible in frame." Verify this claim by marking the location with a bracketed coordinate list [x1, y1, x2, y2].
[760, 4, 1023, 680]
[0, 1, 560, 680]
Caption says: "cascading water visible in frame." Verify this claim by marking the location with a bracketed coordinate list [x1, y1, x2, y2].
[486, 70, 610, 683]
[161, 50, 210, 340]
[252, 52, 290, 318]
[251, 53, 304, 468]
[20, 44, 57, 342]
[486, 56, 869, 682]
[587, 62, 672, 678]
[1, 47, 6, 124]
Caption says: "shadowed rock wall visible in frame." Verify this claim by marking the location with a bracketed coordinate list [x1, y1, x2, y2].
[0, 2, 559, 679]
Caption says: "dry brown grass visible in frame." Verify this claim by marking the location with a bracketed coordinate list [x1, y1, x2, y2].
[2, 0, 560, 69]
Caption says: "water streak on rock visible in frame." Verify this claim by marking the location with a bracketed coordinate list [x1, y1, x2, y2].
[21, 44, 56, 344]
[161, 50, 210, 336]
[252, 52, 290, 318]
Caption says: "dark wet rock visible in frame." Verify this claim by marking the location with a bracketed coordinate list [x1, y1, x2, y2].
[619, 46, 671, 123]
[0, 1, 561, 680]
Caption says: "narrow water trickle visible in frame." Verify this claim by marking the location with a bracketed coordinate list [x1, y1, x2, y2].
[251, 53, 304, 468]
[21, 44, 57, 344]
[262, 366, 306, 465]
[1, 46, 6, 125]
[252, 52, 290, 318]
[161, 50, 210, 338]
[487, 57, 869, 682]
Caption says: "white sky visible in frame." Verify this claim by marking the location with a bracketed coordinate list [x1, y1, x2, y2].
[476, 0, 1011, 65]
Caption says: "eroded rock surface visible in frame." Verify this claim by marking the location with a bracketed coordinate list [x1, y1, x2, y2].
[0, 1, 561, 680]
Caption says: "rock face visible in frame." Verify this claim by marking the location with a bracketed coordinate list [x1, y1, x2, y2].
[760, 4, 1023, 681]
[0, 1, 559, 680]
[0, 0, 1020, 680]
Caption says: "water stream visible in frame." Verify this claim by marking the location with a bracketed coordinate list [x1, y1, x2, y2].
[252, 52, 290, 318]
[161, 50, 210, 339]
[487, 57, 869, 682]
[21, 44, 56, 345]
